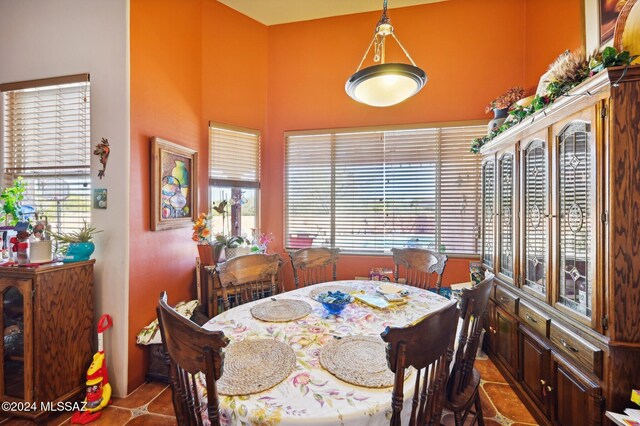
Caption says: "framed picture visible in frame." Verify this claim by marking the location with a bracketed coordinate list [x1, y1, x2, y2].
[585, 0, 629, 52]
[601, 0, 628, 43]
[150, 137, 198, 231]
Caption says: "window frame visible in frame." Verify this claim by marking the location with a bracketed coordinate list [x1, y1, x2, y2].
[284, 120, 486, 257]
[208, 122, 261, 238]
[0, 74, 91, 234]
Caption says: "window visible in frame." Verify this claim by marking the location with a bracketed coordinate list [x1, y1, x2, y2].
[209, 123, 260, 239]
[285, 124, 486, 255]
[1, 74, 91, 234]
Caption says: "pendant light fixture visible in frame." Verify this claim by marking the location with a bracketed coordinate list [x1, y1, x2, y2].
[345, 0, 426, 107]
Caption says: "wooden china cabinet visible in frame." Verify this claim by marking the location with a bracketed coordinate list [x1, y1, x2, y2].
[0, 261, 95, 422]
[480, 65, 640, 426]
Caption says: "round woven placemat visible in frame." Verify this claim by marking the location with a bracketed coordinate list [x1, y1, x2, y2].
[320, 335, 399, 388]
[308, 285, 354, 300]
[217, 339, 296, 396]
[250, 299, 312, 322]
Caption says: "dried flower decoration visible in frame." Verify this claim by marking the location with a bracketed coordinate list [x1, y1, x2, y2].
[546, 48, 590, 92]
[485, 87, 525, 114]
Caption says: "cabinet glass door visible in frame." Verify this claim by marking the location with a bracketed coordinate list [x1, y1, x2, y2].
[2, 286, 25, 399]
[482, 160, 495, 269]
[557, 121, 593, 318]
[523, 140, 548, 297]
[499, 153, 515, 279]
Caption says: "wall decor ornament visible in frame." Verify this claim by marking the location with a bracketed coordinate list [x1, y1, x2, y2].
[584, 0, 630, 52]
[150, 137, 198, 231]
[601, 0, 628, 44]
[614, 0, 640, 64]
[93, 138, 110, 179]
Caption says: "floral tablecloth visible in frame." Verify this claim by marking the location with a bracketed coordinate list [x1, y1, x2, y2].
[202, 280, 449, 426]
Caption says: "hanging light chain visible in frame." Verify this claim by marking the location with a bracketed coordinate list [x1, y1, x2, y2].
[353, 0, 418, 72]
[355, 36, 377, 72]
[390, 33, 417, 67]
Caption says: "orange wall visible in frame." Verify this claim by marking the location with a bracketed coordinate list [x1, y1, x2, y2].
[524, 0, 584, 92]
[129, 0, 267, 392]
[128, 0, 583, 392]
[201, 0, 268, 129]
[263, 0, 527, 286]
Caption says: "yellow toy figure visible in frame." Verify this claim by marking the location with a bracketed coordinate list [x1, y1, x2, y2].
[71, 314, 113, 424]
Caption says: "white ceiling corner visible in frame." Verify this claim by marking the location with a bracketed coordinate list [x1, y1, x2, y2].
[216, 0, 446, 26]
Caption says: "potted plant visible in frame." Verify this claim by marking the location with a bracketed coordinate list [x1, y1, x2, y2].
[0, 177, 27, 226]
[485, 86, 525, 132]
[215, 234, 250, 259]
[51, 221, 102, 262]
[192, 212, 223, 266]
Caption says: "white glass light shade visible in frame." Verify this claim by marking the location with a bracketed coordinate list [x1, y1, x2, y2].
[345, 63, 427, 107]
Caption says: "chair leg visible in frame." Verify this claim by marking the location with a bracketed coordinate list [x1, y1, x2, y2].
[474, 391, 485, 426]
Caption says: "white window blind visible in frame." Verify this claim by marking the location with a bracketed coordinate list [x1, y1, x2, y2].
[209, 123, 260, 187]
[285, 124, 485, 255]
[209, 123, 261, 238]
[1, 75, 91, 234]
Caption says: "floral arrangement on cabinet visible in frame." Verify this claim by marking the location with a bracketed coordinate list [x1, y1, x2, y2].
[192, 209, 273, 264]
[470, 46, 638, 153]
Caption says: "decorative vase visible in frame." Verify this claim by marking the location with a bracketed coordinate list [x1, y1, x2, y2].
[64, 242, 95, 263]
[488, 108, 509, 132]
[171, 160, 189, 200]
[171, 160, 189, 188]
[197, 243, 223, 266]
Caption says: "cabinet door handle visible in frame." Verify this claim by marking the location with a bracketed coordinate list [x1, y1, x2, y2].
[559, 338, 579, 353]
[546, 385, 554, 393]
[526, 314, 538, 323]
[540, 379, 546, 386]
[499, 296, 510, 303]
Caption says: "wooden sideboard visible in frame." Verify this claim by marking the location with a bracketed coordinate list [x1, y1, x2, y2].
[0, 260, 95, 422]
[480, 65, 640, 425]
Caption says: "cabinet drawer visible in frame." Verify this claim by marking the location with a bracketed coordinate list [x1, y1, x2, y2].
[550, 323, 602, 377]
[495, 286, 519, 316]
[518, 301, 550, 337]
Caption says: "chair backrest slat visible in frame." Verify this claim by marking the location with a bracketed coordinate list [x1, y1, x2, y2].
[157, 292, 229, 426]
[381, 299, 459, 426]
[217, 253, 282, 310]
[391, 248, 448, 293]
[289, 248, 340, 288]
[448, 272, 494, 398]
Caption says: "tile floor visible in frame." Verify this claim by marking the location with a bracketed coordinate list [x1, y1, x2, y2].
[1, 355, 537, 425]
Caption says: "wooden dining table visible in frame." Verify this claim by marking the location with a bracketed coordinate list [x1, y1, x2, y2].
[202, 279, 450, 425]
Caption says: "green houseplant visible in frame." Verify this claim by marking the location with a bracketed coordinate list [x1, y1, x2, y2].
[51, 221, 102, 262]
[0, 177, 27, 226]
[215, 234, 250, 259]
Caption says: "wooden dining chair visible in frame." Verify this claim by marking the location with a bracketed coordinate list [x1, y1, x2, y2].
[216, 253, 282, 311]
[289, 247, 340, 288]
[445, 272, 495, 426]
[381, 299, 459, 426]
[391, 247, 448, 293]
[157, 292, 229, 426]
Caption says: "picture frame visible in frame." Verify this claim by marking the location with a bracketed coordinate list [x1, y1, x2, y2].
[150, 137, 198, 231]
[584, 0, 629, 53]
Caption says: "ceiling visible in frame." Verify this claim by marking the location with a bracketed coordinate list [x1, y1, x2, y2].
[216, 0, 446, 26]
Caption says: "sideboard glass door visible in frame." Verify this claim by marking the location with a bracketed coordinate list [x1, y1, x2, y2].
[498, 152, 515, 280]
[556, 119, 595, 320]
[482, 159, 496, 270]
[522, 139, 548, 299]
